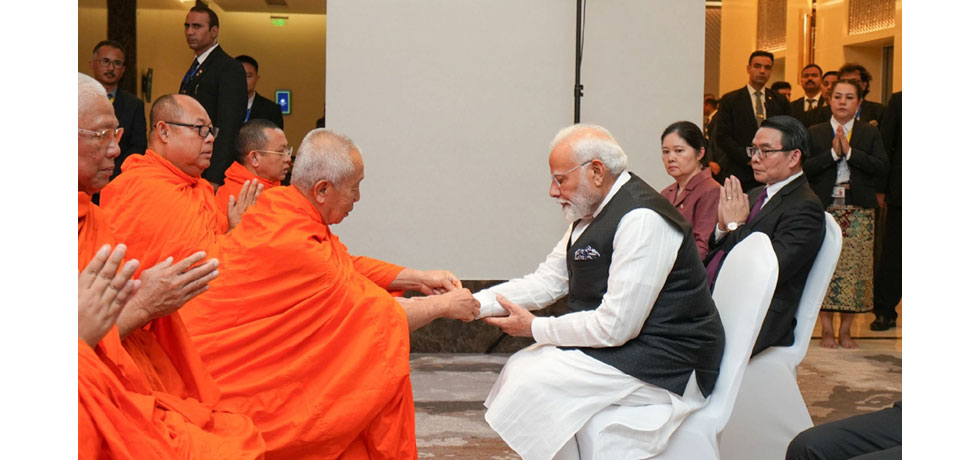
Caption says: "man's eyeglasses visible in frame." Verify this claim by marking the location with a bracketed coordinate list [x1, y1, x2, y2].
[254, 147, 294, 160]
[79, 127, 125, 146]
[97, 58, 124, 68]
[164, 121, 219, 139]
[745, 147, 792, 160]
[551, 160, 591, 188]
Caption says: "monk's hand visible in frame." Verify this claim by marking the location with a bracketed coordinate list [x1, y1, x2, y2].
[417, 270, 462, 295]
[391, 268, 462, 295]
[116, 251, 220, 338]
[717, 176, 750, 232]
[227, 179, 264, 231]
[79, 244, 141, 348]
[482, 295, 534, 337]
[435, 288, 480, 322]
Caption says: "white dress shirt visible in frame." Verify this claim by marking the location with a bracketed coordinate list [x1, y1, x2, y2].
[194, 42, 219, 65]
[475, 172, 683, 348]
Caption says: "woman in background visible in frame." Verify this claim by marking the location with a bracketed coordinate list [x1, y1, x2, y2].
[804, 79, 888, 349]
[659, 121, 721, 260]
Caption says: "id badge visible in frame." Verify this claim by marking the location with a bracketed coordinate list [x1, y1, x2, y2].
[831, 185, 846, 199]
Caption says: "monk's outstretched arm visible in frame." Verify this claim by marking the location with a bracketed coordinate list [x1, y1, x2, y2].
[395, 289, 480, 332]
[389, 268, 463, 295]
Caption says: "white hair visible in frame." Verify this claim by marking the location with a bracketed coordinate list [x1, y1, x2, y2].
[291, 128, 358, 190]
[78, 73, 107, 119]
[549, 123, 628, 175]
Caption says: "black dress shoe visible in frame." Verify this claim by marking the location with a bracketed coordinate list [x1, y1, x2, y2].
[870, 316, 896, 331]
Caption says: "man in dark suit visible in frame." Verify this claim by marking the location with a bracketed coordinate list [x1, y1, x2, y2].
[179, 4, 247, 188]
[838, 63, 886, 127]
[706, 115, 826, 356]
[88, 40, 146, 180]
[871, 91, 902, 331]
[236, 55, 284, 129]
[789, 64, 827, 127]
[712, 50, 792, 191]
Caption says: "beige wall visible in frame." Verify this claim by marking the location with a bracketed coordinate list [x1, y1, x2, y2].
[719, 0, 758, 95]
[719, 0, 900, 102]
[78, 5, 325, 149]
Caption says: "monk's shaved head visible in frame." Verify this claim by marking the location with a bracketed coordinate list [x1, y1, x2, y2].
[149, 94, 186, 131]
[78, 73, 108, 118]
[291, 129, 358, 190]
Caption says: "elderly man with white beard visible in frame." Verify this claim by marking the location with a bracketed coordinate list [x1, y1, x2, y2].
[478, 124, 726, 460]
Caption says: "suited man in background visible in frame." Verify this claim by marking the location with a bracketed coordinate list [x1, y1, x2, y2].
[871, 91, 902, 331]
[836, 63, 885, 127]
[789, 64, 827, 127]
[712, 50, 792, 190]
[88, 40, 146, 180]
[706, 115, 825, 356]
[236, 55, 284, 130]
[179, 3, 247, 188]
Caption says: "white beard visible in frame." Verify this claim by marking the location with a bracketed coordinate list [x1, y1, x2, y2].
[557, 180, 602, 222]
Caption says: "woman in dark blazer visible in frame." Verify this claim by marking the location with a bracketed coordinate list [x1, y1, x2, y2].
[804, 79, 888, 349]
[659, 121, 721, 261]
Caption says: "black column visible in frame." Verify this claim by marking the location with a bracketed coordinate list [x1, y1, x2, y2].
[107, 0, 137, 95]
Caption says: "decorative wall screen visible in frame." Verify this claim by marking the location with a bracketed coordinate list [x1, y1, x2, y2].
[848, 0, 896, 35]
[756, 0, 787, 51]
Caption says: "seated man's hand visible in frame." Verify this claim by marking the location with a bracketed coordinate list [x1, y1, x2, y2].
[482, 295, 534, 338]
[717, 176, 750, 232]
[79, 244, 141, 348]
[116, 251, 219, 338]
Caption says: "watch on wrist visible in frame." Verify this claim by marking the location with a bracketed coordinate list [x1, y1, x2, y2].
[726, 221, 740, 231]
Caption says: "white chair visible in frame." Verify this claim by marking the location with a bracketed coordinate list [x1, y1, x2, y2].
[719, 212, 843, 460]
[657, 232, 779, 460]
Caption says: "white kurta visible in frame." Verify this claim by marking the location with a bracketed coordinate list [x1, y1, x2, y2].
[477, 173, 709, 460]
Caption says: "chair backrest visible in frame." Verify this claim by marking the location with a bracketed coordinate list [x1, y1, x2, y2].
[788, 212, 843, 366]
[700, 232, 779, 431]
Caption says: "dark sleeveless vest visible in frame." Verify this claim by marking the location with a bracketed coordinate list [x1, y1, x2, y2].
[562, 173, 724, 397]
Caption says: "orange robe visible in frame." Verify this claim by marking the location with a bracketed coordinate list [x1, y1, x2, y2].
[78, 338, 177, 459]
[215, 161, 280, 221]
[100, 150, 228, 271]
[80, 191, 266, 458]
[182, 185, 417, 460]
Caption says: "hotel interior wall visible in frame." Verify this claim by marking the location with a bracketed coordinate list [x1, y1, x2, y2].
[717, 0, 901, 101]
[78, 5, 326, 150]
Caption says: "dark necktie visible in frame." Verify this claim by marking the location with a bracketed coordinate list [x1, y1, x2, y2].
[705, 188, 769, 288]
[754, 91, 765, 126]
[182, 58, 200, 88]
[806, 99, 816, 111]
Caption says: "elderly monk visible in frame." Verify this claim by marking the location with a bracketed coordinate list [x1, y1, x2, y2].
[78, 74, 265, 458]
[215, 119, 291, 220]
[183, 129, 481, 459]
[100, 93, 261, 267]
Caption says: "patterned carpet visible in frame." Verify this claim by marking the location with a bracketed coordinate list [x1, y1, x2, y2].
[410, 339, 901, 458]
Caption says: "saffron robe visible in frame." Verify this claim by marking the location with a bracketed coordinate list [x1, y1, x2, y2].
[214, 161, 280, 221]
[182, 185, 416, 460]
[100, 150, 228, 270]
[78, 338, 176, 459]
[79, 192, 265, 458]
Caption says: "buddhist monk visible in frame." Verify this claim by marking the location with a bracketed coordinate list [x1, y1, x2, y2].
[100, 93, 261, 267]
[78, 74, 266, 457]
[182, 129, 481, 459]
[215, 119, 291, 220]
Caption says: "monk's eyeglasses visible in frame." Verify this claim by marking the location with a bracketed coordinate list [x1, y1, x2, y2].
[550, 160, 591, 189]
[79, 127, 124, 146]
[164, 121, 219, 139]
[254, 147, 294, 160]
